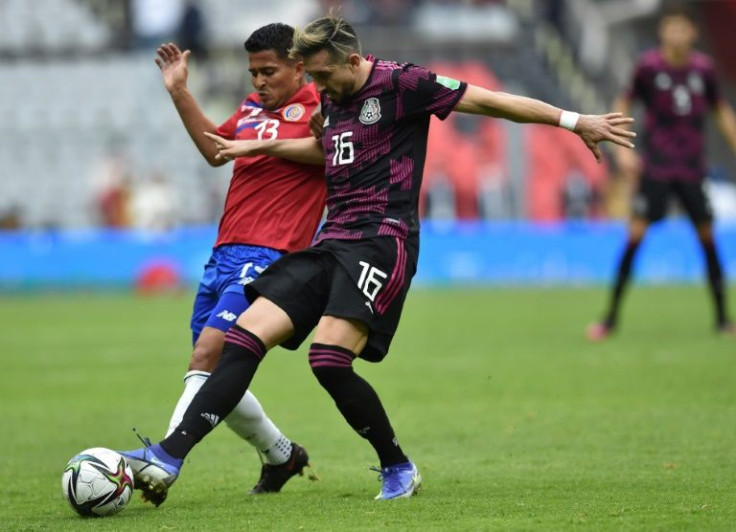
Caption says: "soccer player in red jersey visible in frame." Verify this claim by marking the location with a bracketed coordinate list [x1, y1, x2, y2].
[120, 24, 325, 504]
[125, 15, 636, 501]
[588, 6, 736, 341]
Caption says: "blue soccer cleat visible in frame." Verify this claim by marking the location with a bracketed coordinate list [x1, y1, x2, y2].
[119, 432, 182, 507]
[372, 461, 422, 500]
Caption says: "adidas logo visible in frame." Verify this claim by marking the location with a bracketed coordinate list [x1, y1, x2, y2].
[201, 412, 220, 427]
[323, 115, 330, 128]
[216, 310, 237, 322]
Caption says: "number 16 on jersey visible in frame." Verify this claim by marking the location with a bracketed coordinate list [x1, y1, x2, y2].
[332, 131, 354, 165]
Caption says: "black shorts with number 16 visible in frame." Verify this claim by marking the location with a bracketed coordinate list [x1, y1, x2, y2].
[245, 237, 418, 362]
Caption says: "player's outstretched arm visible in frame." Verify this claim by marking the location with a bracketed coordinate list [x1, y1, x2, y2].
[155, 43, 225, 167]
[454, 84, 636, 162]
[714, 101, 736, 156]
[203, 132, 325, 166]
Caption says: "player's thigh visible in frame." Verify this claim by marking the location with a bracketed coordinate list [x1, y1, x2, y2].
[632, 177, 669, 223]
[313, 315, 369, 354]
[673, 181, 713, 226]
[322, 238, 417, 361]
[236, 296, 296, 350]
[245, 248, 332, 351]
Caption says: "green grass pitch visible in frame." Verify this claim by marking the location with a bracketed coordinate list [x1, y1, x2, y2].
[1, 286, 735, 530]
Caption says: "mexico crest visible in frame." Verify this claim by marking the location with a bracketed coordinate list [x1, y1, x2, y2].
[359, 97, 381, 125]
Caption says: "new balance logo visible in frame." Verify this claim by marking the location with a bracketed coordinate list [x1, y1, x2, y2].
[216, 310, 237, 322]
[201, 412, 220, 427]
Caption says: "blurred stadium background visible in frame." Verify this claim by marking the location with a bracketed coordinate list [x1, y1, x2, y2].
[0, 0, 735, 289]
[2, 2, 736, 528]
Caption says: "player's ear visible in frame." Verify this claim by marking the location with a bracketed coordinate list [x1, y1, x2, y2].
[293, 60, 304, 79]
[347, 52, 361, 70]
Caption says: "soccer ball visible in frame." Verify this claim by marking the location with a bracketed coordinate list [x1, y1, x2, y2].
[61, 447, 134, 517]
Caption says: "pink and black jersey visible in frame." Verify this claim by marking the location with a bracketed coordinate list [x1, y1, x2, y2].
[315, 59, 467, 244]
[627, 49, 722, 182]
[215, 84, 326, 252]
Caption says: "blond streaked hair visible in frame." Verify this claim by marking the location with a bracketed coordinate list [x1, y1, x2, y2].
[290, 15, 361, 62]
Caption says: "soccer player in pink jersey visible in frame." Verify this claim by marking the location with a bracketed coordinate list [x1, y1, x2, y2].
[588, 6, 736, 341]
[120, 24, 326, 505]
[124, 15, 636, 501]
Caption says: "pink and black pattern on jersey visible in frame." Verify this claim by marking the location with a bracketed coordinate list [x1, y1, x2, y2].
[315, 59, 467, 245]
[628, 49, 722, 182]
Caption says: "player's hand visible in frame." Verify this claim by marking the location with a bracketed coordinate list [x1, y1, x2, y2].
[203, 132, 264, 161]
[155, 43, 191, 93]
[575, 113, 636, 163]
[309, 106, 324, 138]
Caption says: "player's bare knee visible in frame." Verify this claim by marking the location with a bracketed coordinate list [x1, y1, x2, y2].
[188, 342, 221, 372]
[628, 219, 649, 244]
[696, 223, 714, 244]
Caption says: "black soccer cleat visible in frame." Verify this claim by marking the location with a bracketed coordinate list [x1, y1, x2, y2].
[249, 443, 318, 494]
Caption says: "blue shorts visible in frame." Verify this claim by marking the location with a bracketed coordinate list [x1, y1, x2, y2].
[190, 244, 284, 345]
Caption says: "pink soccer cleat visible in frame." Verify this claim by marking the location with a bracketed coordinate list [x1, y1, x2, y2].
[586, 322, 613, 342]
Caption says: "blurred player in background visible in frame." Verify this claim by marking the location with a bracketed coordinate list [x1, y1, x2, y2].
[588, 5, 736, 341]
[122, 14, 636, 502]
[122, 23, 326, 504]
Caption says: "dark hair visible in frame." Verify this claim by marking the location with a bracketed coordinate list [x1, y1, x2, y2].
[244, 23, 295, 60]
[290, 15, 361, 62]
[660, 2, 695, 23]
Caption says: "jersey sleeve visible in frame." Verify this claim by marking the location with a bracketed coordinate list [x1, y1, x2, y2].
[216, 104, 244, 140]
[394, 64, 468, 121]
[625, 59, 646, 101]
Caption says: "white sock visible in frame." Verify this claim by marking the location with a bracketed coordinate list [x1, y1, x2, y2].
[225, 391, 293, 465]
[166, 370, 210, 437]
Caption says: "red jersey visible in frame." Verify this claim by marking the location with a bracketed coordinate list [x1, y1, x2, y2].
[215, 84, 326, 252]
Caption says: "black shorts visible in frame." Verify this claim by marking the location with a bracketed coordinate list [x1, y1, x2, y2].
[245, 237, 418, 362]
[632, 177, 713, 224]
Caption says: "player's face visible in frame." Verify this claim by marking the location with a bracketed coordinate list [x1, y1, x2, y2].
[659, 15, 697, 53]
[304, 49, 359, 104]
[248, 50, 303, 110]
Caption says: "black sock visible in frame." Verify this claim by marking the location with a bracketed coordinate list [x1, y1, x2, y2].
[160, 325, 266, 459]
[702, 240, 728, 326]
[309, 343, 408, 468]
[604, 240, 641, 328]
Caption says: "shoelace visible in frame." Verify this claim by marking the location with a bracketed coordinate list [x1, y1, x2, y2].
[369, 465, 404, 493]
[132, 428, 153, 450]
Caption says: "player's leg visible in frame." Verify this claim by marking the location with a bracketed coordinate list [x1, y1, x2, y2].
[677, 181, 734, 333]
[184, 292, 302, 464]
[588, 178, 664, 340]
[309, 315, 420, 500]
[171, 321, 306, 495]
[121, 297, 296, 506]
[310, 240, 421, 499]
[163, 296, 295, 456]
[694, 221, 732, 331]
[164, 285, 241, 437]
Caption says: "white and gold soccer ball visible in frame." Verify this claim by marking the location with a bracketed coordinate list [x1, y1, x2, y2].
[61, 447, 134, 517]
